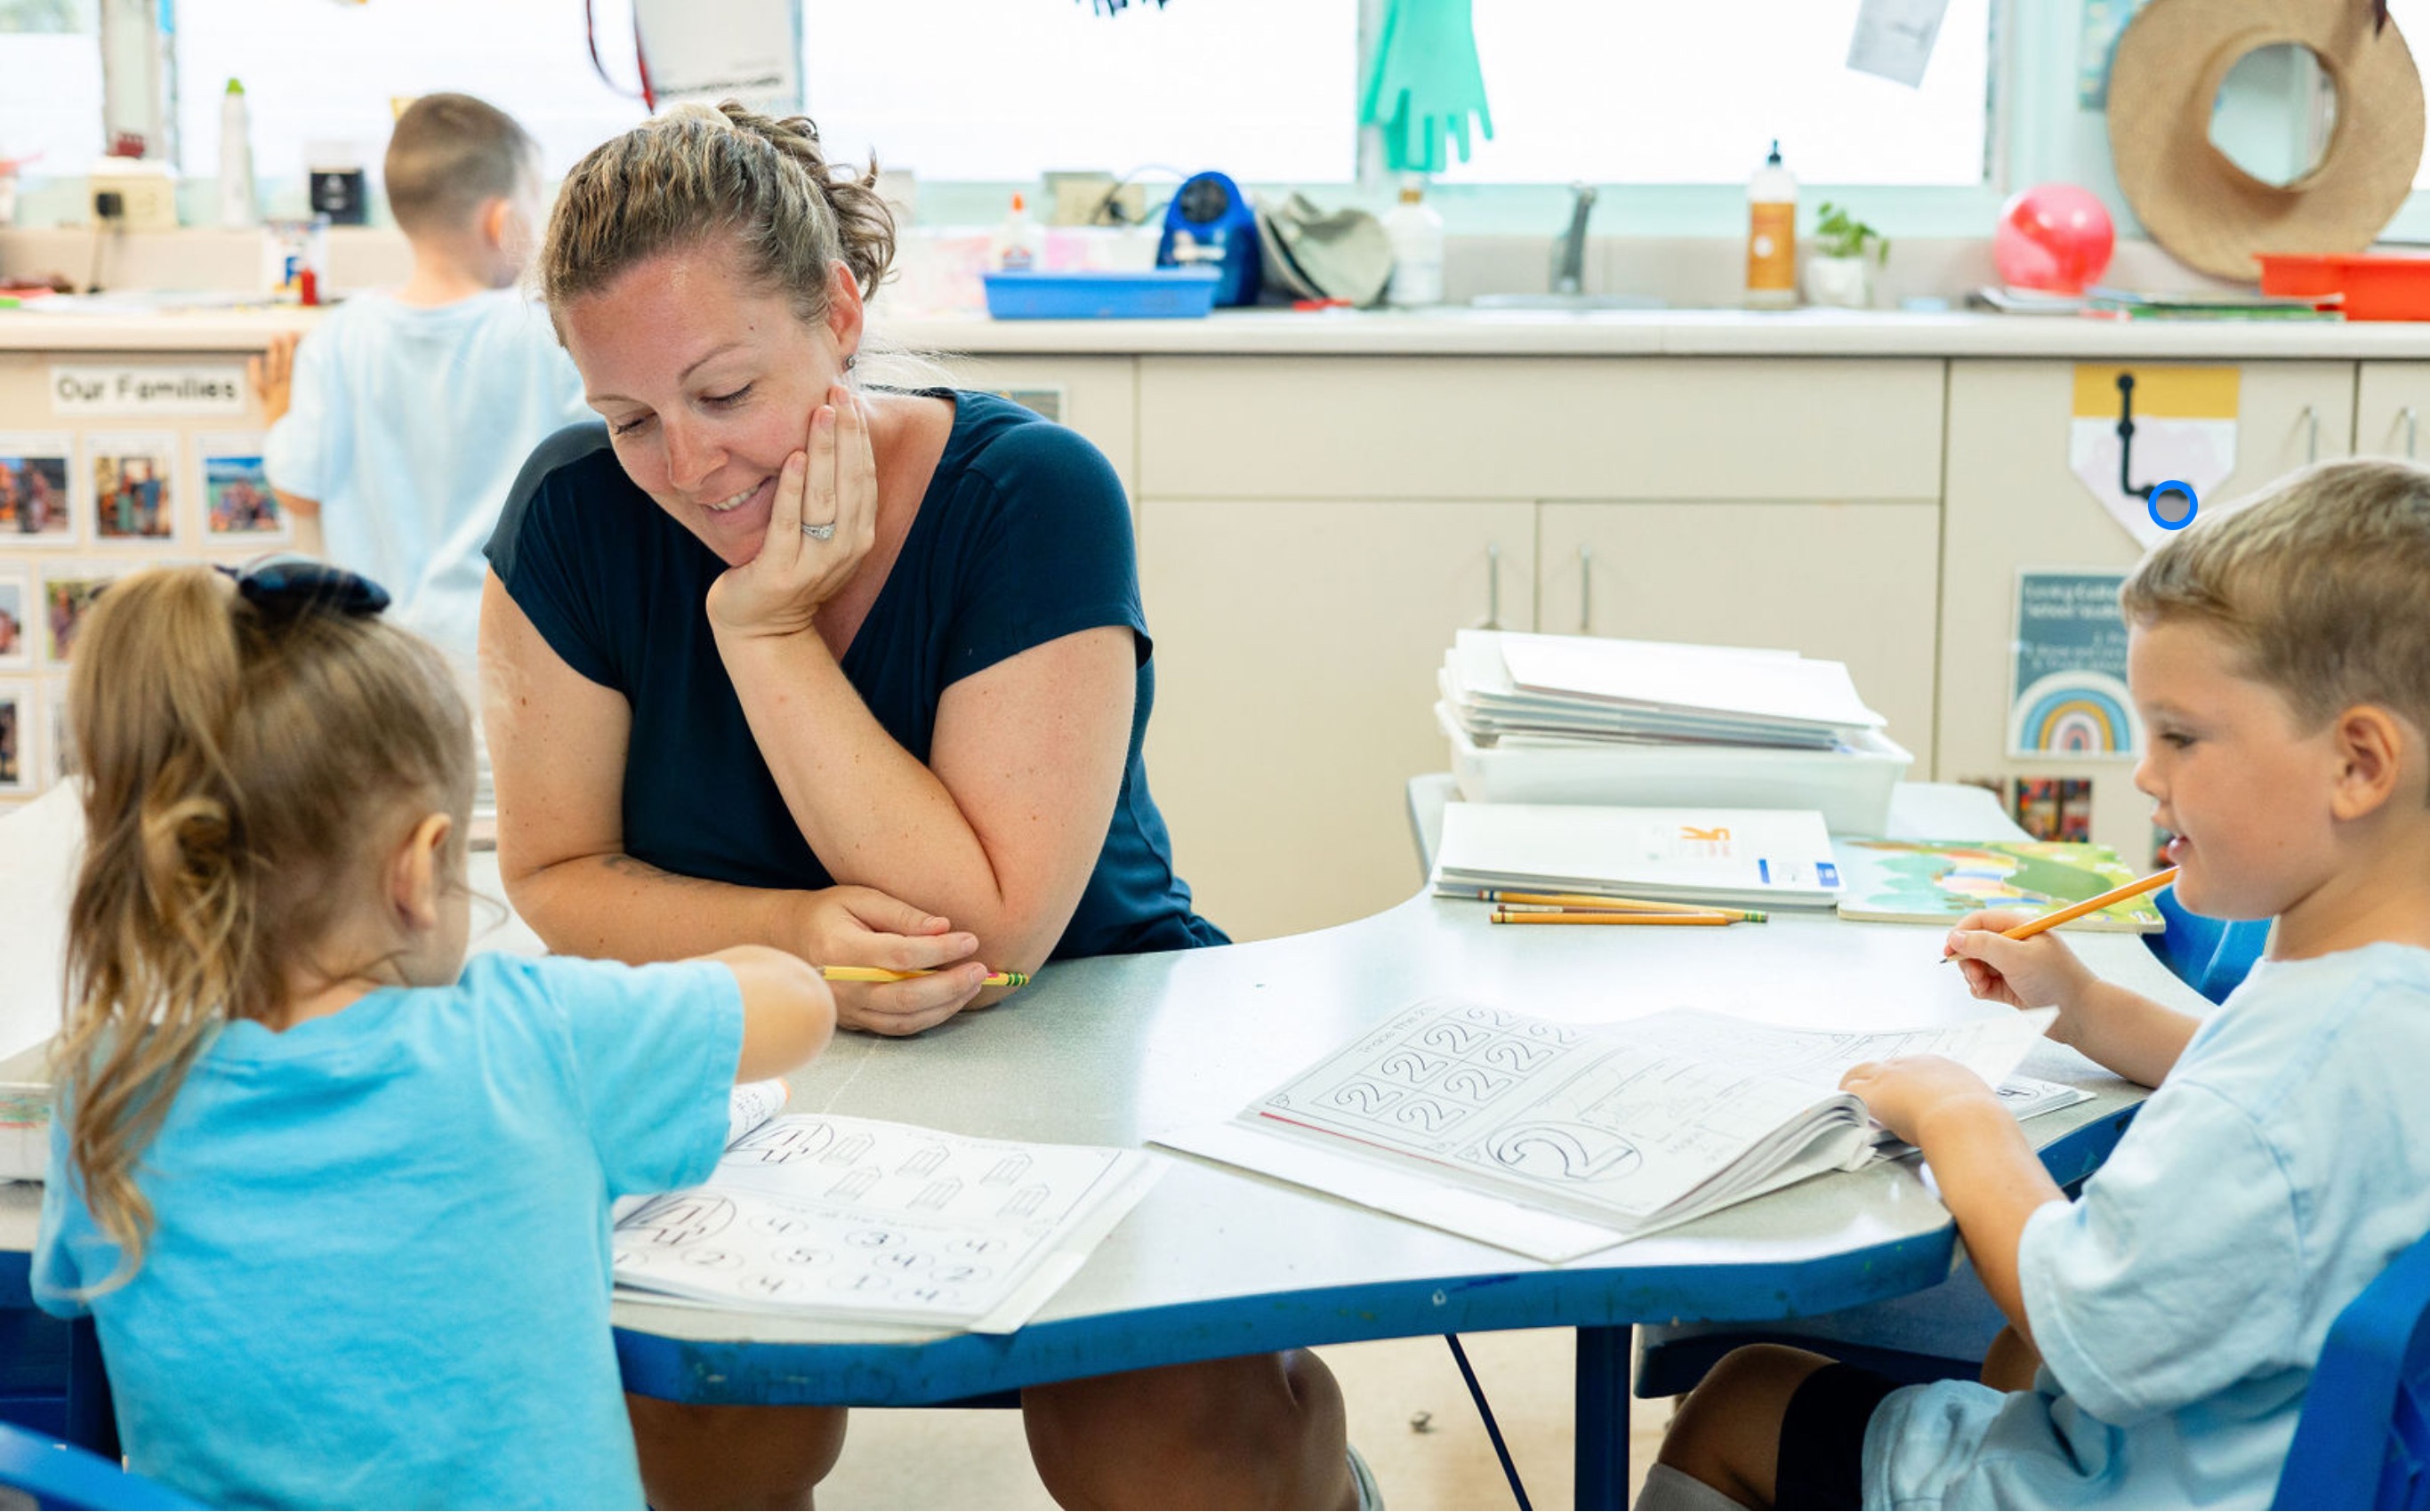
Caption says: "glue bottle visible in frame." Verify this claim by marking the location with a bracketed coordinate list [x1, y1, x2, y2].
[991, 192, 1044, 273]
[219, 77, 257, 229]
[1745, 140, 1798, 310]
[1383, 175, 1445, 308]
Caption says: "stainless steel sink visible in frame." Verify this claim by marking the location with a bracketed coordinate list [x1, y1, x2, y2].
[1468, 292, 1666, 310]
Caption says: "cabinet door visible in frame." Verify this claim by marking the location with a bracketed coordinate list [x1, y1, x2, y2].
[2354, 362, 2430, 462]
[1538, 502, 1942, 770]
[1139, 498, 1537, 943]
[1939, 359, 2354, 857]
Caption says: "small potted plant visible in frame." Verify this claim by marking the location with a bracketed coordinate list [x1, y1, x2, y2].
[1806, 202, 1888, 309]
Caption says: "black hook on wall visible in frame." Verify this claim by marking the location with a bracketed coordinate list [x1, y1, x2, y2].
[2115, 373, 2162, 500]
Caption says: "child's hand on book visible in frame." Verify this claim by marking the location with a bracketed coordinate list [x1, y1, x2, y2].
[1841, 1055, 2002, 1147]
[1945, 909, 2096, 1019]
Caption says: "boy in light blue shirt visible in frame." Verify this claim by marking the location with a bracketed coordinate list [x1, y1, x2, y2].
[1642, 460, 2430, 1510]
[259, 92, 589, 672]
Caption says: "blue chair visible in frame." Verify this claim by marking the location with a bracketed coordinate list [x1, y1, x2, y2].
[0, 1422, 198, 1510]
[2273, 1226, 2430, 1510]
[2145, 883, 2268, 1006]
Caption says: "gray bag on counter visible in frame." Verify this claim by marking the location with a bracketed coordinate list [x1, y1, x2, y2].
[1254, 193, 1395, 308]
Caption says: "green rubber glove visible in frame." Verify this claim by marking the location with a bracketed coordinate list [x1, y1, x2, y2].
[1360, 0, 1494, 175]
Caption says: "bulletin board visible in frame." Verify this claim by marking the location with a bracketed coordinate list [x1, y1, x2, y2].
[0, 350, 290, 808]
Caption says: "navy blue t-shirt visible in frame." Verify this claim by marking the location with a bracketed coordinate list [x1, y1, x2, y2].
[485, 389, 1225, 958]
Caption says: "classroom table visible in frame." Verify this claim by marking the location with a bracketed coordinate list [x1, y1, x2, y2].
[0, 783, 2201, 1508]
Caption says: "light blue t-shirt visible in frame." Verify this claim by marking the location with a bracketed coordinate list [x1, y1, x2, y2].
[1865, 942, 2430, 1509]
[34, 953, 744, 1510]
[263, 289, 590, 669]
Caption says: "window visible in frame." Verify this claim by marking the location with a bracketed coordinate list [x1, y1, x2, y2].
[798, 0, 1358, 184]
[1436, 0, 1992, 186]
[0, 0, 103, 176]
[173, 0, 648, 194]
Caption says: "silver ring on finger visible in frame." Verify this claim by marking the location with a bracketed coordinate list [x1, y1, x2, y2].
[801, 520, 836, 541]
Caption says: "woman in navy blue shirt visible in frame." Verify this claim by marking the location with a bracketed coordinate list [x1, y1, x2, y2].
[480, 103, 1364, 1511]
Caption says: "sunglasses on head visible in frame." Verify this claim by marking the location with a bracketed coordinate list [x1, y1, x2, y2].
[215, 553, 392, 620]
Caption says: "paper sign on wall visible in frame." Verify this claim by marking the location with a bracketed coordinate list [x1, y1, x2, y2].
[2009, 568, 2138, 760]
[2069, 365, 2236, 549]
[52, 365, 247, 416]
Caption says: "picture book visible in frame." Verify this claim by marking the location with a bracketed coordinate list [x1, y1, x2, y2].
[612, 1084, 1163, 1334]
[1833, 837, 2164, 932]
[1434, 802, 1842, 909]
[1159, 997, 2062, 1262]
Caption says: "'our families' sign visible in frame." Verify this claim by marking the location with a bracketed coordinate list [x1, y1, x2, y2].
[51, 365, 247, 416]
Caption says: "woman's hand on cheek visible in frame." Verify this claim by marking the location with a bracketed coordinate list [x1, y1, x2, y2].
[705, 386, 881, 640]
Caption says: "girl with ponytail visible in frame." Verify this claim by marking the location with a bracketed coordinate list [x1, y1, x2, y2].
[35, 561, 835, 1508]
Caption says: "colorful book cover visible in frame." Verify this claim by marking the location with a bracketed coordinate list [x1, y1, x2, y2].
[1833, 837, 2163, 932]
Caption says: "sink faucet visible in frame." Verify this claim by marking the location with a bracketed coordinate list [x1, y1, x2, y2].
[1550, 183, 1597, 295]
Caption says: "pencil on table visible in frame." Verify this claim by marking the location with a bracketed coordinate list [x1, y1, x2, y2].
[1938, 865, 2179, 963]
[1490, 910, 1736, 926]
[822, 964, 1030, 989]
[1468, 889, 1768, 922]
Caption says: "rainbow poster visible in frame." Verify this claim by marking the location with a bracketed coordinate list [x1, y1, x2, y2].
[2008, 569, 2140, 759]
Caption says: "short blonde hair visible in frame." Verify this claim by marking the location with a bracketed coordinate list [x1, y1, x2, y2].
[539, 101, 896, 326]
[384, 92, 538, 237]
[2122, 459, 2430, 766]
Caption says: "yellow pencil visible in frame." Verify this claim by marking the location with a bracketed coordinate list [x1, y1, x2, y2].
[821, 965, 1030, 989]
[1490, 910, 1735, 926]
[1468, 889, 1768, 923]
[1939, 865, 2178, 962]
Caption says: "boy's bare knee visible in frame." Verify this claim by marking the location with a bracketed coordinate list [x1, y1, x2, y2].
[1658, 1345, 1836, 1506]
[625, 1395, 848, 1511]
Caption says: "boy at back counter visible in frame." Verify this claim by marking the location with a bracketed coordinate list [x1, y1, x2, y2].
[254, 92, 588, 677]
[1640, 458, 2430, 1510]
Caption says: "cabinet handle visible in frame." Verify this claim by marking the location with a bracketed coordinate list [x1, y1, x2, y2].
[2403, 406, 2418, 460]
[1480, 542, 1502, 631]
[2302, 405, 2319, 465]
[1578, 545, 1592, 633]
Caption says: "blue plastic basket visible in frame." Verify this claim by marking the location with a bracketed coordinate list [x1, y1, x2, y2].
[982, 268, 1220, 320]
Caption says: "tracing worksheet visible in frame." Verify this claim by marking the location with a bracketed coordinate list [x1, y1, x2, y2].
[612, 1114, 1161, 1333]
[1241, 999, 2056, 1228]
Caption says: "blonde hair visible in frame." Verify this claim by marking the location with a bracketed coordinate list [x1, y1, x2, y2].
[540, 101, 896, 326]
[384, 92, 539, 237]
[58, 567, 472, 1283]
[2122, 459, 2430, 783]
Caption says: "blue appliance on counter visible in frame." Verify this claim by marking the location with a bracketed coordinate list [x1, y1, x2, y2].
[1158, 170, 1261, 307]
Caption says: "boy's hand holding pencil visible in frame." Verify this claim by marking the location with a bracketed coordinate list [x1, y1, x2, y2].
[1942, 908, 2097, 1012]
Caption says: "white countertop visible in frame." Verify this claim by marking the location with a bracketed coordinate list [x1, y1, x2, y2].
[10, 303, 2430, 359]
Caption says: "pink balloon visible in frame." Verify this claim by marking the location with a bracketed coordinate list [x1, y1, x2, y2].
[1994, 184, 2117, 294]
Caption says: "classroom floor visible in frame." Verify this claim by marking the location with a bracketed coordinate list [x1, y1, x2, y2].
[817, 1328, 1674, 1509]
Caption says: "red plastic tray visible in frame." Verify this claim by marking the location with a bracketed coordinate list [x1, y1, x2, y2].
[2257, 252, 2430, 320]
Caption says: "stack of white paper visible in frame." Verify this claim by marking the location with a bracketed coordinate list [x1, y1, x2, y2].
[1433, 801, 1844, 908]
[1441, 631, 1885, 752]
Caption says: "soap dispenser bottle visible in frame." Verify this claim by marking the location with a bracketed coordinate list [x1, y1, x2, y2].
[1745, 140, 1798, 310]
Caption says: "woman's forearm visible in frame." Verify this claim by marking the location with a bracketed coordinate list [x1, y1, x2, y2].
[714, 629, 1042, 961]
[504, 850, 809, 965]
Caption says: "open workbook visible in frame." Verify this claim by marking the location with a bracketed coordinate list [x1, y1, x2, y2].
[1159, 999, 2067, 1263]
[610, 1083, 1163, 1334]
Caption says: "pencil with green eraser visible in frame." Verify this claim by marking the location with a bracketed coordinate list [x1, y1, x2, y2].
[822, 964, 1029, 989]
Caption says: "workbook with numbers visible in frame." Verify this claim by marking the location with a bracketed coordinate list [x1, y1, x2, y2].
[611, 1084, 1162, 1333]
[1161, 998, 2067, 1262]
